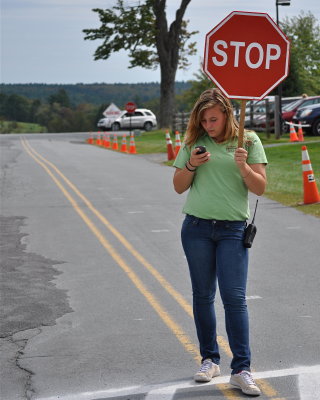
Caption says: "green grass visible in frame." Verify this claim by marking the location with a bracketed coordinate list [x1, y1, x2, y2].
[264, 142, 320, 217]
[133, 129, 320, 150]
[133, 130, 168, 153]
[254, 131, 320, 145]
[91, 129, 320, 217]
[0, 121, 47, 134]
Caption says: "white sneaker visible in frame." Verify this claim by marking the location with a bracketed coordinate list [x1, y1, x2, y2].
[194, 359, 220, 382]
[230, 370, 261, 396]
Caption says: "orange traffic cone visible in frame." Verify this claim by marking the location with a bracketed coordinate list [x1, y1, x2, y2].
[87, 132, 93, 144]
[165, 130, 175, 160]
[129, 133, 137, 154]
[301, 146, 320, 204]
[175, 130, 182, 156]
[104, 133, 111, 148]
[120, 134, 128, 153]
[102, 135, 107, 147]
[96, 132, 102, 146]
[112, 134, 119, 150]
[289, 123, 299, 142]
[297, 122, 304, 142]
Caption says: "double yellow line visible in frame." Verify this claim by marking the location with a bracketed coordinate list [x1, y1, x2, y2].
[21, 137, 284, 400]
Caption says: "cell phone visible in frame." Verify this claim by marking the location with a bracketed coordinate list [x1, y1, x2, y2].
[196, 146, 206, 154]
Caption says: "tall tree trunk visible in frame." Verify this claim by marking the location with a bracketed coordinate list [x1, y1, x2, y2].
[153, 0, 192, 128]
[159, 62, 175, 128]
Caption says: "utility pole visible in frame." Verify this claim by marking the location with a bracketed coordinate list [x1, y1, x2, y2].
[275, 0, 291, 137]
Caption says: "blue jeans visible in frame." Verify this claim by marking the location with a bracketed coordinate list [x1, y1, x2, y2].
[181, 214, 250, 374]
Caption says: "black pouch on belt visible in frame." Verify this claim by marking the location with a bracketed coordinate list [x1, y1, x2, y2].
[244, 199, 258, 248]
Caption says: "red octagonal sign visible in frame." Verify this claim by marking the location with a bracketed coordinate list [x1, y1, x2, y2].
[203, 11, 290, 100]
[125, 101, 137, 113]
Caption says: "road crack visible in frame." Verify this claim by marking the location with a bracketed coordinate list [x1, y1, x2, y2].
[0, 215, 73, 399]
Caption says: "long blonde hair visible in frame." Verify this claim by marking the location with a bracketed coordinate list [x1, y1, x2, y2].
[185, 88, 239, 147]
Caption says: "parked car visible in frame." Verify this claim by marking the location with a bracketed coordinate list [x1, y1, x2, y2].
[244, 100, 267, 128]
[292, 103, 320, 136]
[97, 117, 115, 131]
[249, 96, 320, 132]
[97, 108, 157, 131]
[281, 96, 320, 132]
[245, 96, 301, 131]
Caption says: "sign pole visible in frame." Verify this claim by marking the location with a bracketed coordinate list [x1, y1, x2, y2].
[125, 102, 137, 137]
[237, 100, 247, 148]
[129, 114, 132, 136]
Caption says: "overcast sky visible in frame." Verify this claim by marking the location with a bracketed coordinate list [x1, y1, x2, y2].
[1, 0, 319, 84]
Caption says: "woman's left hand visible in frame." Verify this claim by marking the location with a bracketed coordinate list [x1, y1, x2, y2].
[234, 148, 267, 196]
[234, 148, 248, 168]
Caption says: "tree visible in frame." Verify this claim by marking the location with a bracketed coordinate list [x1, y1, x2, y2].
[29, 99, 42, 123]
[0, 93, 8, 118]
[176, 69, 212, 111]
[176, 68, 240, 113]
[49, 89, 71, 108]
[3, 94, 30, 122]
[83, 0, 197, 127]
[281, 11, 320, 96]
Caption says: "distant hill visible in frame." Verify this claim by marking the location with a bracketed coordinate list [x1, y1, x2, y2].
[0, 82, 192, 107]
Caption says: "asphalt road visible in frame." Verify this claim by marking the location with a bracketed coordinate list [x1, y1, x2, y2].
[1, 132, 319, 400]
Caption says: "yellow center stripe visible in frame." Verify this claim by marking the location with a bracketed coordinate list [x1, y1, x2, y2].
[21, 137, 283, 399]
[23, 137, 233, 357]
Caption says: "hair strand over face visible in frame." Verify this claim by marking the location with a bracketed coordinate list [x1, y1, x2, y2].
[185, 88, 239, 147]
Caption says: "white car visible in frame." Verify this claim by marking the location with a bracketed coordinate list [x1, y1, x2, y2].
[97, 108, 157, 131]
[97, 117, 114, 131]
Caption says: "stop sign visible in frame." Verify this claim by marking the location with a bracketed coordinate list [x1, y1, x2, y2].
[125, 102, 137, 113]
[203, 11, 290, 99]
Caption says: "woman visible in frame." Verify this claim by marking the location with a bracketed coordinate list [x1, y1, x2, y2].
[173, 88, 267, 396]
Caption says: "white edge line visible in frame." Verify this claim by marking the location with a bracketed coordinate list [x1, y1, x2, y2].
[35, 365, 320, 400]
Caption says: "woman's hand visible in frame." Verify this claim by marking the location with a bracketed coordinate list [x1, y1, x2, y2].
[189, 148, 211, 167]
[234, 147, 248, 169]
[173, 148, 211, 194]
[234, 148, 267, 196]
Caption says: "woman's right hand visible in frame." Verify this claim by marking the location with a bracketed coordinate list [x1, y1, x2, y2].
[173, 148, 211, 194]
[189, 148, 211, 167]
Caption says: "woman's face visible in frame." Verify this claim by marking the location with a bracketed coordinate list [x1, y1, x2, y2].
[200, 105, 227, 142]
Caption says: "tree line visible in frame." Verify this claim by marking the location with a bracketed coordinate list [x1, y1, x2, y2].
[0, 90, 96, 133]
[0, 82, 190, 107]
[0, 82, 191, 133]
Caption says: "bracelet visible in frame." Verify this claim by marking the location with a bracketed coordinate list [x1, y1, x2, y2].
[185, 162, 196, 172]
[242, 168, 252, 179]
[188, 159, 196, 168]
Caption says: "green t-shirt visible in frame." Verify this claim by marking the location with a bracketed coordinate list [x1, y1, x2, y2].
[173, 131, 268, 220]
